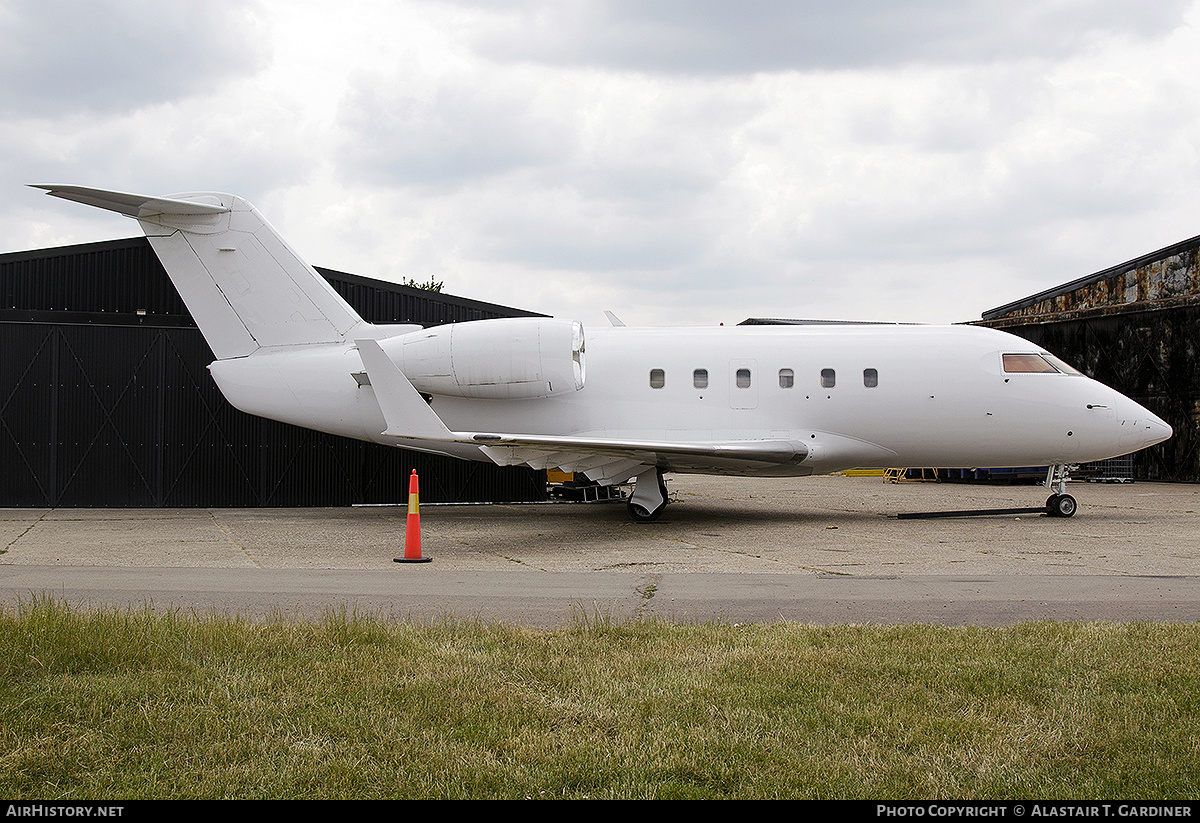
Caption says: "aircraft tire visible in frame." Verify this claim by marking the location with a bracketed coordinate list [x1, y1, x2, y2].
[628, 501, 665, 523]
[1046, 494, 1077, 518]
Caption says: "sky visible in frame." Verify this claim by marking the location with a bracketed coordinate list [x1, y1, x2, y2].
[2, 0, 1199, 327]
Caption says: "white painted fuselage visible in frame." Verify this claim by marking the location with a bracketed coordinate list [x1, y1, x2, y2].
[206, 322, 1169, 478]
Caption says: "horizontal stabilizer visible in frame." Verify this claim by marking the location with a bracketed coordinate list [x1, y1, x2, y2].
[30, 184, 229, 218]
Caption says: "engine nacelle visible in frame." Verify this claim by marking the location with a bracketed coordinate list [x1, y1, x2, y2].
[375, 317, 585, 399]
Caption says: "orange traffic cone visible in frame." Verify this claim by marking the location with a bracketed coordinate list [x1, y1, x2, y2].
[394, 469, 432, 563]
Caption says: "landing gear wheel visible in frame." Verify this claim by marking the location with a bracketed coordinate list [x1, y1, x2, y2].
[628, 501, 665, 523]
[1046, 494, 1077, 518]
[627, 468, 668, 523]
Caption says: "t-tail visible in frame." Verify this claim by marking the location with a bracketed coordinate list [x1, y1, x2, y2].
[30, 184, 372, 358]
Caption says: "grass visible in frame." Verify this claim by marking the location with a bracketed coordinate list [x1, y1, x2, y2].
[2, 599, 1199, 799]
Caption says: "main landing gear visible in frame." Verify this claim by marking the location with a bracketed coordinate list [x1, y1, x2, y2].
[1044, 464, 1077, 518]
[628, 468, 669, 523]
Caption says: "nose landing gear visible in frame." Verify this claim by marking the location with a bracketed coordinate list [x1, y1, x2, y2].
[1045, 493, 1077, 518]
[1044, 464, 1077, 518]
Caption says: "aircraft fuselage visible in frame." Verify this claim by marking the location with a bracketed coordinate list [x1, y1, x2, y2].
[209, 321, 1168, 477]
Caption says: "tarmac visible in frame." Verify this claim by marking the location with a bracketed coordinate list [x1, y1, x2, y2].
[2, 474, 1199, 626]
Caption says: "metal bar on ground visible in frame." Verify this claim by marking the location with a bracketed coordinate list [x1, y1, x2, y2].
[896, 507, 1046, 520]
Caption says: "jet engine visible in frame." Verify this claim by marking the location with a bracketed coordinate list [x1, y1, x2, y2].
[375, 317, 585, 399]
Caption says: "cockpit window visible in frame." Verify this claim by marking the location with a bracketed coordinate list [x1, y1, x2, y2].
[1003, 354, 1056, 373]
[1002, 353, 1079, 374]
[1042, 354, 1082, 375]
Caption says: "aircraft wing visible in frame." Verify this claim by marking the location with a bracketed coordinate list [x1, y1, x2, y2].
[473, 433, 808, 483]
[356, 339, 808, 483]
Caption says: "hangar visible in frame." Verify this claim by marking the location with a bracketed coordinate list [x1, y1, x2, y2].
[0, 237, 549, 507]
[979, 233, 1200, 482]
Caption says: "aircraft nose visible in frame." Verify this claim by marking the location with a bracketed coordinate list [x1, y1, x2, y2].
[1121, 400, 1173, 450]
[1144, 410, 1173, 447]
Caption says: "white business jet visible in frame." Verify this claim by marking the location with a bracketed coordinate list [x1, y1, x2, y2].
[33, 185, 1172, 521]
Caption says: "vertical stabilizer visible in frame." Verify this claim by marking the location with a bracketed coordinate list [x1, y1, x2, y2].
[31, 184, 366, 359]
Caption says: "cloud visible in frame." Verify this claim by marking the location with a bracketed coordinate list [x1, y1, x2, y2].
[0, 0, 268, 117]
[3, 0, 1199, 332]
[0, 0, 267, 121]
[336, 64, 575, 187]
[465, 0, 1193, 74]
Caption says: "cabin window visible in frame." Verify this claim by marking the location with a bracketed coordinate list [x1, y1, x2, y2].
[650, 368, 665, 388]
[693, 369, 708, 389]
[736, 368, 752, 389]
[820, 368, 836, 388]
[779, 368, 794, 388]
[863, 368, 878, 388]
[1002, 354, 1058, 374]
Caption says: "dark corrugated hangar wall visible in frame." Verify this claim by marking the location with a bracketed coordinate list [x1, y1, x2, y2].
[980, 308, 1199, 483]
[978, 234, 1200, 483]
[1, 237, 548, 507]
